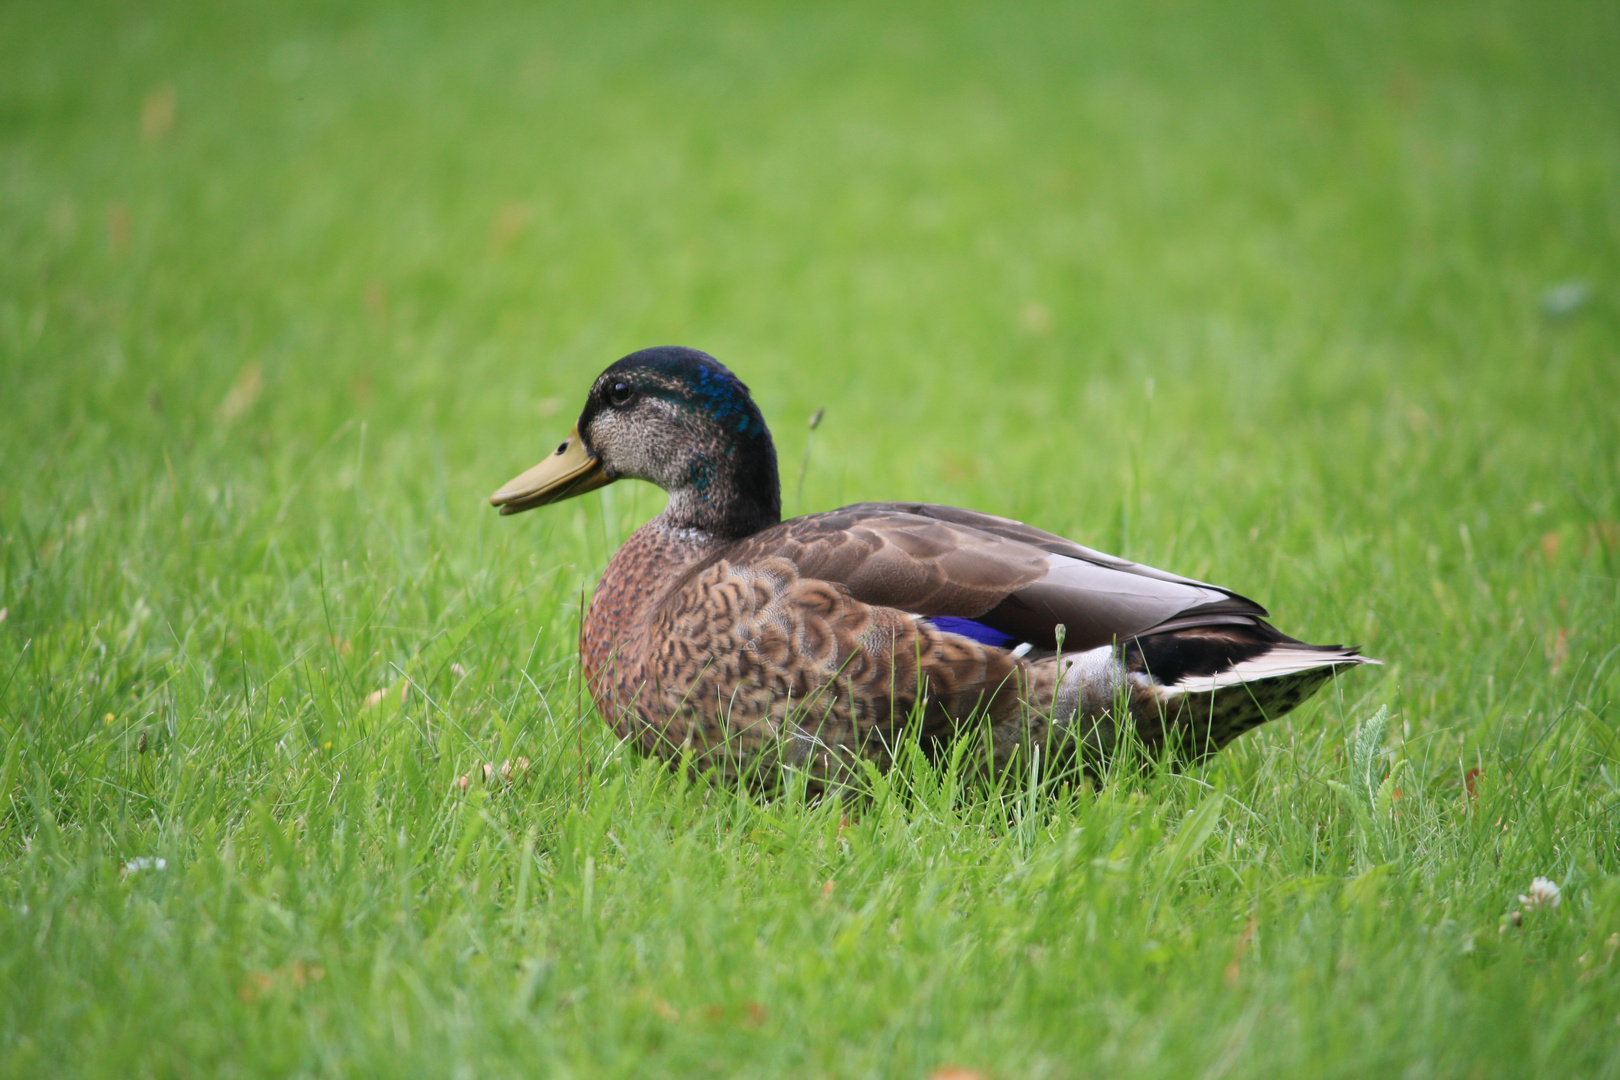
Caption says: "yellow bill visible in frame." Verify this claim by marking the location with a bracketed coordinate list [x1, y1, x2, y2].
[489, 425, 613, 514]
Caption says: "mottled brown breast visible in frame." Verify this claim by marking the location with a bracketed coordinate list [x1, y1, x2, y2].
[635, 551, 1033, 776]
[580, 523, 722, 739]
[576, 514, 1044, 777]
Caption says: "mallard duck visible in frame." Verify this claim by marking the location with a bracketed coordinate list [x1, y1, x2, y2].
[492, 347, 1374, 784]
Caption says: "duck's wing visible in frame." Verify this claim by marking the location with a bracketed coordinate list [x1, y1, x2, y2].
[714, 502, 1272, 652]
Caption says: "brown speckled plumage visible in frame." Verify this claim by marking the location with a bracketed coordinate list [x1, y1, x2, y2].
[494, 347, 1377, 786]
[582, 519, 1053, 782]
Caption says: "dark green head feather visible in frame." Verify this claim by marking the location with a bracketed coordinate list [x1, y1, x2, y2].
[578, 347, 781, 538]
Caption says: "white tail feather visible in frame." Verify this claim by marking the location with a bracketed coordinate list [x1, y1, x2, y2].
[1161, 646, 1377, 697]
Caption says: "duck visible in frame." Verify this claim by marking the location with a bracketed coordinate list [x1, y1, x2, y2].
[491, 346, 1375, 786]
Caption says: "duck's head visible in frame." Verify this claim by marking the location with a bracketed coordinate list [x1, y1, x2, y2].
[490, 346, 781, 538]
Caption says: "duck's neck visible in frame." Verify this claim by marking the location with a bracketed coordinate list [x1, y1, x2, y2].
[659, 438, 782, 540]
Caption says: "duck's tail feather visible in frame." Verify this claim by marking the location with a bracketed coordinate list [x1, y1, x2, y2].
[1051, 626, 1378, 764]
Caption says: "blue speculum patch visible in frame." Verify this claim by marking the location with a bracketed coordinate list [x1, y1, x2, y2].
[927, 616, 1017, 648]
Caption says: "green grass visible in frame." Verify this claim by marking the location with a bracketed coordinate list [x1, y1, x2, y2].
[3, 0, 1619, 1075]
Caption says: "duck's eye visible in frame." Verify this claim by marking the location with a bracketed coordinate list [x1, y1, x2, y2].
[607, 381, 635, 407]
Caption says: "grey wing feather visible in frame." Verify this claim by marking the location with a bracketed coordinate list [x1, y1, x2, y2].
[726, 502, 1272, 652]
[981, 553, 1264, 651]
[859, 502, 1266, 604]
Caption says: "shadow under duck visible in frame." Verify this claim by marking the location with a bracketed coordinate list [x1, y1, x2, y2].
[492, 347, 1375, 785]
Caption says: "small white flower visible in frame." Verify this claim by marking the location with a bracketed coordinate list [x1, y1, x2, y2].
[124, 856, 167, 873]
[1518, 877, 1561, 909]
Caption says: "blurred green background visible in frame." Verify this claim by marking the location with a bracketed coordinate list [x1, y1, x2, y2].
[2, 0, 1618, 1076]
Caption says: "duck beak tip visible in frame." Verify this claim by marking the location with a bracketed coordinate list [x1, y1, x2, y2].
[490, 423, 611, 516]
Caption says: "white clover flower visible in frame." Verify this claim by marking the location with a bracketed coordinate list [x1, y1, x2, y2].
[123, 856, 167, 873]
[1518, 877, 1561, 910]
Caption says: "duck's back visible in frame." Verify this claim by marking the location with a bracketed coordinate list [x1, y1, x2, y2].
[710, 502, 1271, 651]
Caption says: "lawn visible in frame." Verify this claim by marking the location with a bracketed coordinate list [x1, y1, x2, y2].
[2, 0, 1618, 1076]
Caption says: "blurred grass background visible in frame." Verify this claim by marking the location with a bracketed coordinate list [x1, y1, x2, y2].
[2, 0, 1618, 1076]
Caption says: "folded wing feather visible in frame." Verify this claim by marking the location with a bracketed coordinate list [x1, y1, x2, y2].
[711, 502, 1272, 651]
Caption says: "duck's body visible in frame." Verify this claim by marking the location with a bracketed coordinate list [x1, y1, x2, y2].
[494, 347, 1374, 784]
